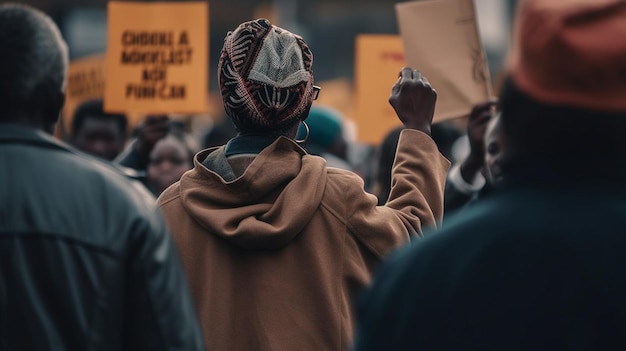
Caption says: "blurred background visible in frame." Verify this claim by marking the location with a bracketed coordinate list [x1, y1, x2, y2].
[23, 0, 516, 100]
[15, 0, 518, 194]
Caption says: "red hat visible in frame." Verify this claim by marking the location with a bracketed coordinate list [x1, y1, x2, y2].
[508, 0, 626, 112]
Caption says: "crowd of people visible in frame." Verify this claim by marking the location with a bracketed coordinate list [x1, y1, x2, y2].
[2, 0, 626, 349]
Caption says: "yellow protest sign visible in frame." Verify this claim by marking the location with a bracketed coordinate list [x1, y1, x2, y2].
[104, 1, 209, 115]
[354, 35, 405, 144]
[396, 0, 492, 122]
[61, 54, 106, 135]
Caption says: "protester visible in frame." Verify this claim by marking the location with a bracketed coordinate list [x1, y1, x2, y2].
[115, 114, 169, 177]
[0, 4, 204, 350]
[157, 18, 449, 350]
[444, 99, 497, 212]
[147, 130, 195, 196]
[354, 1, 626, 350]
[376, 122, 461, 206]
[296, 105, 353, 170]
[70, 99, 127, 161]
[483, 113, 505, 184]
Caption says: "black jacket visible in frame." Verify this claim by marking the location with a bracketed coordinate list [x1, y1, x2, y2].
[355, 174, 626, 350]
[0, 124, 204, 350]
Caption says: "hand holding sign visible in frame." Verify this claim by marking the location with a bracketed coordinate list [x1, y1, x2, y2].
[389, 67, 437, 135]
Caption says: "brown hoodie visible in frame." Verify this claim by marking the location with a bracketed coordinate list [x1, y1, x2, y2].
[158, 129, 449, 350]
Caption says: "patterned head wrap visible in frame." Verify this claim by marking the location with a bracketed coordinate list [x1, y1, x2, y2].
[218, 18, 315, 133]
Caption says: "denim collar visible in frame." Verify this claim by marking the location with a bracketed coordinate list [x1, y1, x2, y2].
[224, 135, 281, 157]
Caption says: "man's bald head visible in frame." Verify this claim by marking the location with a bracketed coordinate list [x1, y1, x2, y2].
[0, 4, 68, 130]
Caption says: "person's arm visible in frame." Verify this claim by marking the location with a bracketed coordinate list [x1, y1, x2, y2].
[386, 67, 449, 229]
[346, 68, 450, 257]
[443, 99, 495, 213]
[461, 99, 496, 179]
[123, 205, 205, 351]
[116, 115, 169, 171]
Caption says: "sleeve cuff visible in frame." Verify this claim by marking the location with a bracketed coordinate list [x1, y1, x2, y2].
[447, 162, 485, 195]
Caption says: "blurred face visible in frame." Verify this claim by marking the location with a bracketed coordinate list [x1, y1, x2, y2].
[148, 135, 192, 195]
[73, 117, 125, 160]
[484, 116, 506, 184]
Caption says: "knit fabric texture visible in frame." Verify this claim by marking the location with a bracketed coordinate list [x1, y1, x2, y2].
[218, 18, 315, 133]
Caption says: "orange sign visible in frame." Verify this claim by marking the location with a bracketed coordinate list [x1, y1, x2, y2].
[62, 54, 106, 135]
[354, 35, 405, 144]
[104, 1, 209, 115]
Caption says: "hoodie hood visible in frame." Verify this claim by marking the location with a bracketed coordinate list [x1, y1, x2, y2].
[179, 136, 327, 250]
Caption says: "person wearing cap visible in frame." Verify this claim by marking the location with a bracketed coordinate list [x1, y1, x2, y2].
[354, 1, 626, 350]
[157, 18, 449, 351]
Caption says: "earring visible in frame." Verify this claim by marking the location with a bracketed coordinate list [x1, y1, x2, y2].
[295, 121, 309, 144]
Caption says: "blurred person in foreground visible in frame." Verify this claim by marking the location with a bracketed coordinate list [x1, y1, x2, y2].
[157, 18, 449, 351]
[355, 1, 626, 350]
[70, 99, 127, 161]
[0, 4, 204, 350]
